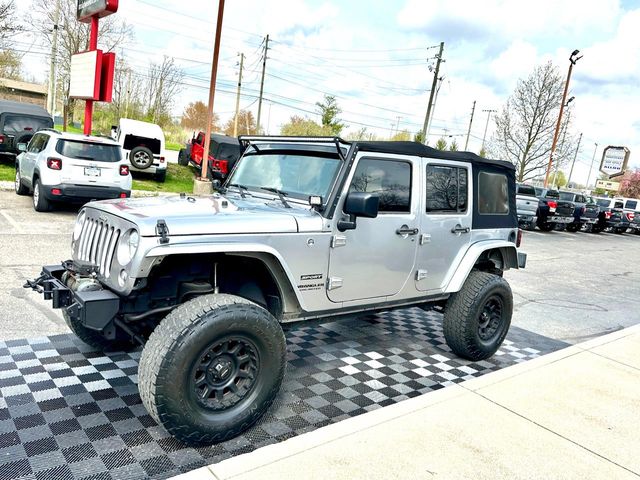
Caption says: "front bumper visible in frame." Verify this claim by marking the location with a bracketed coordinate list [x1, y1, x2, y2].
[43, 184, 131, 202]
[25, 265, 120, 333]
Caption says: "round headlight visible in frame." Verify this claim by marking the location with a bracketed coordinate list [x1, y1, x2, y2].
[73, 211, 87, 242]
[116, 229, 140, 266]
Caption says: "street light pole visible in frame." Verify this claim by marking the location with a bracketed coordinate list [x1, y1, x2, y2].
[544, 49, 582, 187]
[201, 0, 226, 181]
[567, 132, 582, 187]
[586, 142, 598, 189]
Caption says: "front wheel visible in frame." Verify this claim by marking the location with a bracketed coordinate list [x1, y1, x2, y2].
[138, 294, 286, 445]
[443, 270, 513, 361]
[63, 311, 133, 351]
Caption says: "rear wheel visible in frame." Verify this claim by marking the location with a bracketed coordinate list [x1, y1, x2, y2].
[178, 149, 189, 166]
[443, 270, 513, 361]
[15, 168, 28, 195]
[138, 294, 286, 445]
[566, 223, 580, 232]
[537, 221, 555, 232]
[32, 179, 51, 212]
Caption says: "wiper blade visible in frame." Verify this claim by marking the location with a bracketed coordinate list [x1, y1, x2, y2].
[259, 186, 291, 209]
[227, 183, 250, 198]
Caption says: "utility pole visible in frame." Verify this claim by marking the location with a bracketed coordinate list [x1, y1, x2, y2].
[544, 49, 582, 187]
[201, 0, 226, 181]
[567, 132, 582, 187]
[124, 69, 132, 118]
[421, 41, 444, 144]
[553, 109, 572, 188]
[481, 109, 496, 150]
[47, 0, 61, 115]
[256, 34, 270, 134]
[233, 52, 244, 137]
[586, 143, 598, 189]
[395, 116, 401, 135]
[426, 75, 444, 145]
[464, 100, 476, 151]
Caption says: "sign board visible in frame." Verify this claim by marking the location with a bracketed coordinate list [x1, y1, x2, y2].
[69, 50, 102, 100]
[599, 146, 630, 178]
[77, 0, 119, 23]
[99, 52, 116, 103]
[595, 179, 620, 191]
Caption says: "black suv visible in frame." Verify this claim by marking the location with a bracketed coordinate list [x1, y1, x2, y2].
[0, 100, 53, 160]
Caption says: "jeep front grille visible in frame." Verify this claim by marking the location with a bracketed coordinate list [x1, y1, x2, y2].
[75, 217, 121, 275]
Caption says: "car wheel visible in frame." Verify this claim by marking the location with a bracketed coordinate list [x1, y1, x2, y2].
[178, 149, 189, 166]
[443, 270, 513, 361]
[614, 227, 626, 234]
[138, 294, 286, 445]
[537, 221, 555, 232]
[63, 310, 134, 351]
[130, 146, 154, 170]
[154, 169, 167, 182]
[32, 179, 51, 212]
[566, 223, 579, 233]
[15, 168, 28, 195]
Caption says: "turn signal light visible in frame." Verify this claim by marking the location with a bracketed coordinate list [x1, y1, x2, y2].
[516, 228, 523, 248]
[120, 165, 129, 176]
[47, 157, 62, 170]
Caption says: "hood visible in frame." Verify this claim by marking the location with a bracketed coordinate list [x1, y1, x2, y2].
[86, 193, 325, 236]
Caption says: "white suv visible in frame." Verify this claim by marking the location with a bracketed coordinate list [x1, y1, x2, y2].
[111, 118, 167, 182]
[14, 129, 132, 212]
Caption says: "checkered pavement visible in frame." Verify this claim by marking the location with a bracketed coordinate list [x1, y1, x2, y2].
[0, 308, 568, 480]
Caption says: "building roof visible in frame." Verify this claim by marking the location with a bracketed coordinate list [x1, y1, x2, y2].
[0, 78, 48, 95]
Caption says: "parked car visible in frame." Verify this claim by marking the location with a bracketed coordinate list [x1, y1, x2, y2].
[593, 197, 628, 233]
[178, 132, 241, 181]
[111, 118, 167, 182]
[616, 197, 638, 232]
[27, 137, 526, 444]
[533, 187, 575, 231]
[627, 205, 640, 234]
[516, 183, 538, 230]
[0, 100, 53, 160]
[557, 191, 601, 232]
[15, 129, 132, 211]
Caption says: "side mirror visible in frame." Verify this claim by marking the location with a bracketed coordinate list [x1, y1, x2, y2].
[212, 179, 221, 190]
[337, 192, 379, 231]
[17, 143, 27, 152]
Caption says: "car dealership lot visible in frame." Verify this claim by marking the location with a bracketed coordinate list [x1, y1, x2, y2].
[0, 189, 639, 344]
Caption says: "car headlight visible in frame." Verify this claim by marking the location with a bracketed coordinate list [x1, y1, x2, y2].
[116, 229, 140, 266]
[73, 211, 87, 242]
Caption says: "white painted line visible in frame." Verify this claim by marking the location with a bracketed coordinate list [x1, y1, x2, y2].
[0, 210, 24, 233]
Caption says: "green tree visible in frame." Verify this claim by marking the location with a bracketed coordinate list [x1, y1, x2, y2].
[548, 170, 567, 188]
[478, 147, 487, 158]
[0, 49, 21, 79]
[390, 129, 411, 141]
[414, 131, 425, 144]
[280, 115, 333, 136]
[449, 139, 459, 151]
[315, 95, 345, 135]
[435, 137, 447, 151]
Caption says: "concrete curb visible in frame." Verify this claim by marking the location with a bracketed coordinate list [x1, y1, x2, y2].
[171, 322, 640, 480]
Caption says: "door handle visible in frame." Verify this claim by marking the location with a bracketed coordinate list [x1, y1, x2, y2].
[396, 225, 419, 236]
[451, 224, 470, 234]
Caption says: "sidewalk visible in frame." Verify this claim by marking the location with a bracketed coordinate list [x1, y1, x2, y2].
[176, 324, 640, 480]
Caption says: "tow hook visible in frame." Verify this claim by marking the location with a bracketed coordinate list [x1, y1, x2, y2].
[24, 274, 46, 293]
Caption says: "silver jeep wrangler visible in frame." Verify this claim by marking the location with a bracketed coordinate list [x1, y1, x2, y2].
[27, 136, 526, 445]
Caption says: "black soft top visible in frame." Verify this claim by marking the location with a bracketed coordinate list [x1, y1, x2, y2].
[353, 141, 515, 170]
[211, 133, 240, 145]
[0, 100, 51, 118]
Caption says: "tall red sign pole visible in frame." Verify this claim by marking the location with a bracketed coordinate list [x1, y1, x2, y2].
[84, 16, 99, 135]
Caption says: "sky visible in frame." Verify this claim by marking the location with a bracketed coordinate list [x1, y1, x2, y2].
[14, 0, 640, 186]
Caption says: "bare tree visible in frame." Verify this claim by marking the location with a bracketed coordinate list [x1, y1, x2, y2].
[490, 62, 576, 182]
[223, 110, 255, 136]
[144, 56, 184, 125]
[0, 1, 21, 46]
[29, 0, 133, 124]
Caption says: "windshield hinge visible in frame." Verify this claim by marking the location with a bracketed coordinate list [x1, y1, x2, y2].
[156, 220, 169, 244]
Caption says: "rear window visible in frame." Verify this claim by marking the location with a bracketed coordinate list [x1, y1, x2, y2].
[545, 190, 560, 199]
[55, 139, 121, 162]
[559, 192, 574, 201]
[3, 115, 53, 134]
[517, 184, 537, 196]
[478, 172, 509, 215]
[215, 143, 241, 161]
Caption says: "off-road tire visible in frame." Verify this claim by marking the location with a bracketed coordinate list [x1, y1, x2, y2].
[537, 221, 555, 232]
[138, 294, 286, 445]
[32, 179, 51, 212]
[130, 146, 154, 170]
[15, 168, 28, 195]
[154, 169, 167, 182]
[62, 311, 133, 351]
[178, 149, 189, 166]
[443, 270, 513, 361]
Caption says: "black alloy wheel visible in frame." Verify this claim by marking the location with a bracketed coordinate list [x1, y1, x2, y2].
[477, 295, 504, 342]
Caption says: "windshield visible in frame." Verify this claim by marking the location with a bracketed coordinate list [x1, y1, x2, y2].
[55, 139, 122, 162]
[3, 115, 53, 134]
[228, 152, 341, 200]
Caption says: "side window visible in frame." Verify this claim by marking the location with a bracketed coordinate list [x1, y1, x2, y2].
[478, 172, 509, 215]
[576, 195, 585, 203]
[196, 133, 205, 145]
[28, 134, 43, 153]
[625, 200, 637, 210]
[349, 158, 411, 213]
[614, 201, 624, 209]
[425, 165, 468, 213]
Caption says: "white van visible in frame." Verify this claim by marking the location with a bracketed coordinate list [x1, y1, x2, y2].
[111, 118, 167, 182]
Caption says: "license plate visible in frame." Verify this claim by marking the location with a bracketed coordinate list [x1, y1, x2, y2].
[85, 167, 101, 177]
[549, 207, 556, 213]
